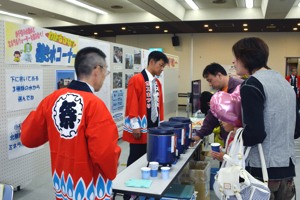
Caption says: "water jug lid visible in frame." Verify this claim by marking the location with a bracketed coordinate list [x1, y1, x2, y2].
[148, 127, 174, 135]
[160, 121, 185, 128]
[169, 117, 191, 123]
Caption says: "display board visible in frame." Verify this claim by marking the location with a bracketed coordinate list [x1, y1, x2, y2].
[0, 20, 179, 189]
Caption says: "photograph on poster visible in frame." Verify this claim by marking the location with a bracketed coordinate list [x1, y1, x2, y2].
[113, 72, 123, 89]
[134, 49, 141, 65]
[125, 53, 133, 69]
[113, 46, 123, 64]
[125, 73, 134, 88]
[56, 70, 75, 89]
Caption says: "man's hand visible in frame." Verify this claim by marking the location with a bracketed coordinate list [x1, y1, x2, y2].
[132, 128, 141, 139]
[192, 135, 201, 141]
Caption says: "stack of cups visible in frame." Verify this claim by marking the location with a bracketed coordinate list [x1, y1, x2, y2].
[149, 162, 159, 178]
[161, 167, 170, 180]
[141, 167, 151, 179]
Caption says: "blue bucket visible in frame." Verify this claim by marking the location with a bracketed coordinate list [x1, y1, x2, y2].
[169, 117, 192, 149]
[160, 121, 186, 156]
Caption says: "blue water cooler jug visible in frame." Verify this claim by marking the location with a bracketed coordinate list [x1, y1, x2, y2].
[147, 127, 176, 166]
[160, 121, 186, 157]
[169, 117, 192, 149]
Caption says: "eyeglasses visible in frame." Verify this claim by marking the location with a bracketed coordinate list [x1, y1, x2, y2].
[105, 68, 111, 77]
[96, 65, 110, 77]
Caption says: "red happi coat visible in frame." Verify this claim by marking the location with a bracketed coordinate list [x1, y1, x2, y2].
[123, 70, 164, 144]
[21, 81, 121, 200]
[286, 75, 300, 97]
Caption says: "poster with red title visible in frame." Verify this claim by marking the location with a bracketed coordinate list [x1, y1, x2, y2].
[5, 22, 79, 66]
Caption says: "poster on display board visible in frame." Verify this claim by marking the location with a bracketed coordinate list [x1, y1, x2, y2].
[56, 70, 76, 90]
[5, 69, 43, 111]
[141, 49, 150, 69]
[113, 72, 123, 89]
[5, 22, 79, 65]
[133, 49, 142, 71]
[78, 37, 111, 108]
[113, 112, 124, 137]
[113, 46, 123, 64]
[111, 89, 125, 136]
[165, 53, 179, 68]
[125, 73, 134, 89]
[7, 115, 43, 160]
[111, 89, 124, 113]
[125, 53, 133, 69]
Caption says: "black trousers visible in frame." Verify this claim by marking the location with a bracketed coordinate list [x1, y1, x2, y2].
[123, 143, 147, 200]
[127, 143, 147, 166]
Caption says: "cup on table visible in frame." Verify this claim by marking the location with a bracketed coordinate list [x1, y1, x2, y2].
[141, 167, 151, 180]
[149, 162, 159, 177]
[211, 142, 220, 152]
[161, 167, 170, 180]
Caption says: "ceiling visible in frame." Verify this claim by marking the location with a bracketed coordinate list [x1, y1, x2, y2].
[1, 0, 300, 37]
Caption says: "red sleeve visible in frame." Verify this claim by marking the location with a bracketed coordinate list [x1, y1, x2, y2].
[86, 100, 121, 180]
[125, 76, 141, 118]
[21, 98, 49, 148]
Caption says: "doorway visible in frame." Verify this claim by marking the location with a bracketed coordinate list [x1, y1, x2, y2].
[285, 57, 300, 77]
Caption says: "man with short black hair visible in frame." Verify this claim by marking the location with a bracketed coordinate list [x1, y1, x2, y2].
[193, 63, 243, 143]
[123, 51, 169, 167]
[21, 47, 121, 200]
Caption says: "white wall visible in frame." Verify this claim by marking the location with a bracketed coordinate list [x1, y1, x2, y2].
[115, 32, 300, 93]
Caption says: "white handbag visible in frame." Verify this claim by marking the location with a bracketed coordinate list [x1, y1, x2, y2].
[213, 128, 270, 200]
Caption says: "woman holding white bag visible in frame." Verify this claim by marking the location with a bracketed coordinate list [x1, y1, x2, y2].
[232, 37, 296, 200]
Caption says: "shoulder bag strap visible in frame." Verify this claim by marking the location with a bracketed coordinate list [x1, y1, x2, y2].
[244, 144, 269, 185]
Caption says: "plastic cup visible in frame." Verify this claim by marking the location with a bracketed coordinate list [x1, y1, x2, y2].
[141, 167, 151, 179]
[211, 143, 220, 152]
[161, 167, 170, 180]
[149, 162, 159, 177]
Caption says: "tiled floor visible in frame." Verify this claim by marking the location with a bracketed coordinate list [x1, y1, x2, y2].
[13, 107, 300, 199]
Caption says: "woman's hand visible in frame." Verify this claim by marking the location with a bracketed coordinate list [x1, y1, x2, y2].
[210, 146, 224, 161]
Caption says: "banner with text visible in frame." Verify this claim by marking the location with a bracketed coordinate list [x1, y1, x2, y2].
[5, 21, 79, 65]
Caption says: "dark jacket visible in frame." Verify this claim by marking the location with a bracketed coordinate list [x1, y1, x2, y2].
[196, 77, 243, 142]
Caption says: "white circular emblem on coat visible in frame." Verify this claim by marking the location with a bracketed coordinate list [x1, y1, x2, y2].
[52, 93, 84, 139]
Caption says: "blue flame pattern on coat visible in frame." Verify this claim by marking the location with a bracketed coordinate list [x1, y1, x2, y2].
[123, 115, 148, 133]
[52, 170, 112, 200]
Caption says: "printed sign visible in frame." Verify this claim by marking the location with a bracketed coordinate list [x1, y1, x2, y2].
[6, 69, 43, 111]
[7, 116, 43, 160]
[5, 22, 79, 65]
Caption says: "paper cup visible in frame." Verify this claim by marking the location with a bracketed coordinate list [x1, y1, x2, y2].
[149, 162, 159, 177]
[161, 167, 170, 180]
[211, 143, 220, 152]
[141, 167, 151, 180]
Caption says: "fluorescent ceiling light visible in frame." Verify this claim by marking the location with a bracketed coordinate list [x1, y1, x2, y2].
[245, 0, 253, 8]
[298, 2, 300, 7]
[0, 10, 32, 20]
[185, 0, 199, 10]
[66, 0, 107, 14]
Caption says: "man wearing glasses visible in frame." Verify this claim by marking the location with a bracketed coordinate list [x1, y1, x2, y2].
[21, 47, 121, 200]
